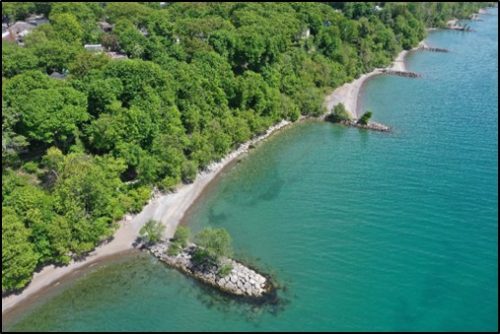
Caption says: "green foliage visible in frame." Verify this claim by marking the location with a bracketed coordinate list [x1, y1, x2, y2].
[2, 99, 28, 167]
[166, 221, 191, 256]
[44, 149, 127, 254]
[327, 103, 352, 123]
[42, 146, 65, 181]
[2, 42, 39, 78]
[2, 2, 35, 22]
[357, 111, 373, 126]
[103, 59, 172, 106]
[173, 226, 190, 248]
[293, 87, 325, 117]
[191, 247, 212, 265]
[105, 2, 153, 25]
[123, 185, 152, 213]
[68, 52, 110, 79]
[21, 161, 38, 174]
[159, 175, 181, 192]
[12, 86, 89, 149]
[3, 1, 491, 293]
[33, 40, 81, 74]
[2, 207, 39, 291]
[51, 13, 84, 44]
[139, 220, 165, 245]
[195, 227, 233, 262]
[114, 19, 147, 59]
[181, 160, 198, 184]
[166, 242, 183, 256]
[50, 2, 103, 43]
[218, 263, 233, 277]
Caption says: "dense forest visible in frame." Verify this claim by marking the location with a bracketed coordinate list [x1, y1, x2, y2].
[2, 2, 492, 292]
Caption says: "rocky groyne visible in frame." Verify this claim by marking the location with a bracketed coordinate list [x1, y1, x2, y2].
[446, 19, 474, 32]
[418, 45, 449, 53]
[149, 243, 274, 299]
[381, 69, 421, 78]
[337, 120, 391, 132]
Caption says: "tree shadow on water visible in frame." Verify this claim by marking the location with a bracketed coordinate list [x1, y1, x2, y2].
[185, 274, 291, 323]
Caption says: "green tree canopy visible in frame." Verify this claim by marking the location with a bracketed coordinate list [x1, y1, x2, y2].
[357, 111, 373, 125]
[139, 220, 165, 245]
[327, 103, 352, 123]
[195, 227, 233, 261]
[50, 13, 84, 44]
[2, 207, 39, 292]
[2, 1, 491, 293]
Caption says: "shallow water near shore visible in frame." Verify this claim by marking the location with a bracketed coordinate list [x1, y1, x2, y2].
[3, 8, 498, 332]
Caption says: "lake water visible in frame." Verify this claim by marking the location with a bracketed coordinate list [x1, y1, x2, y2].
[4, 8, 498, 332]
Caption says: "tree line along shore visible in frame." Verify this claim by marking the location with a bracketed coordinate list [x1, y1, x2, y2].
[2, 2, 494, 295]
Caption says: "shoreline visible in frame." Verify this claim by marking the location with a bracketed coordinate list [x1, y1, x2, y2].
[154, 119, 292, 240]
[324, 40, 427, 120]
[0, 41, 420, 317]
[3, 5, 493, 318]
[1, 221, 141, 314]
[1, 119, 292, 315]
[2, 249, 139, 328]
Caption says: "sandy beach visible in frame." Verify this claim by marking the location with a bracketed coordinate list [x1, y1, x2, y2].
[323, 40, 431, 120]
[1, 119, 291, 314]
[324, 69, 383, 119]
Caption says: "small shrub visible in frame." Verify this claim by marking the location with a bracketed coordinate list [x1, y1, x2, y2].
[22, 161, 38, 174]
[126, 185, 152, 213]
[357, 111, 373, 125]
[288, 106, 301, 122]
[326, 103, 351, 122]
[173, 226, 190, 248]
[166, 227, 190, 256]
[195, 227, 232, 261]
[139, 220, 165, 245]
[181, 160, 198, 184]
[166, 242, 182, 256]
[191, 248, 213, 265]
[159, 175, 180, 192]
[218, 263, 233, 277]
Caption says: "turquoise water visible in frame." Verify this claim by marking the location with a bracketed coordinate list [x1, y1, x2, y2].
[4, 8, 498, 332]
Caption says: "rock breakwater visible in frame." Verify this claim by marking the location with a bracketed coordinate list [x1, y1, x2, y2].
[149, 243, 274, 299]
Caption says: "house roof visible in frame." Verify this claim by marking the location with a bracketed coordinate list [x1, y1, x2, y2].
[9, 21, 35, 34]
[49, 71, 66, 79]
[98, 21, 113, 31]
[106, 51, 128, 60]
[26, 14, 49, 26]
[84, 44, 104, 52]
